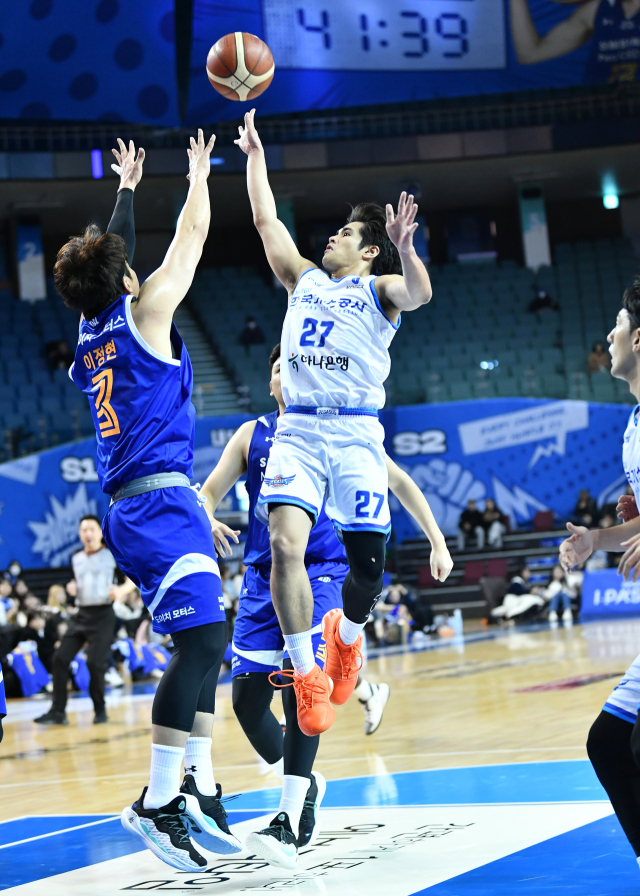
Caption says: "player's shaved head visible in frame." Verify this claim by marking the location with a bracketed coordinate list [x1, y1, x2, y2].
[346, 203, 401, 276]
[54, 224, 129, 317]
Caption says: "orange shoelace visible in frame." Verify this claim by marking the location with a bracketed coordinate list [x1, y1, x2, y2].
[331, 640, 364, 678]
[268, 669, 328, 711]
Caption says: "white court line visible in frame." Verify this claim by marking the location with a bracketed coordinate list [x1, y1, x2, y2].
[0, 815, 118, 850]
[0, 747, 588, 789]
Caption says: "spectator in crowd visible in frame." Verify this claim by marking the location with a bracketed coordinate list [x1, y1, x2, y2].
[11, 610, 59, 671]
[587, 341, 612, 374]
[373, 583, 418, 644]
[458, 499, 485, 551]
[46, 584, 69, 615]
[34, 514, 135, 726]
[482, 498, 507, 549]
[542, 564, 582, 624]
[3, 560, 24, 588]
[572, 489, 598, 528]
[238, 315, 265, 352]
[528, 286, 559, 318]
[491, 563, 544, 622]
[15, 592, 43, 628]
[113, 588, 146, 640]
[586, 512, 618, 571]
[0, 578, 17, 623]
[44, 338, 74, 371]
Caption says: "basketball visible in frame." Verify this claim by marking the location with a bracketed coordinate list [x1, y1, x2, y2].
[206, 32, 274, 102]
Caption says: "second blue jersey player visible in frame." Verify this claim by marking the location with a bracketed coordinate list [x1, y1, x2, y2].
[53, 133, 241, 872]
[201, 344, 452, 869]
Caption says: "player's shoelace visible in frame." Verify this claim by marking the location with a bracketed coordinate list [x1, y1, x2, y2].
[261, 820, 295, 844]
[154, 812, 192, 844]
[268, 669, 327, 711]
[333, 639, 364, 678]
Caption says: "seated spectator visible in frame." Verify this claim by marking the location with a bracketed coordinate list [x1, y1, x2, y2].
[44, 338, 74, 370]
[374, 583, 416, 644]
[586, 512, 618, 570]
[238, 316, 265, 352]
[482, 498, 506, 549]
[113, 589, 145, 639]
[491, 564, 544, 622]
[528, 287, 559, 317]
[3, 560, 24, 588]
[457, 499, 485, 551]
[542, 564, 582, 624]
[15, 592, 42, 628]
[587, 341, 611, 374]
[46, 584, 69, 616]
[0, 578, 17, 624]
[572, 489, 598, 527]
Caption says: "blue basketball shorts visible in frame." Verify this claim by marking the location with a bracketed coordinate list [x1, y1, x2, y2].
[231, 561, 348, 677]
[103, 486, 226, 636]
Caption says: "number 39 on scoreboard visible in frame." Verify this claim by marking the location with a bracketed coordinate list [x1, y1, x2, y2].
[263, 0, 506, 72]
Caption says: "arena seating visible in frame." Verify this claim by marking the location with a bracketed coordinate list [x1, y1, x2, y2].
[187, 237, 638, 412]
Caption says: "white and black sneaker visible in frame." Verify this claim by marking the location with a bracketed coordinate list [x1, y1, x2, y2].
[179, 775, 243, 855]
[297, 771, 327, 848]
[245, 811, 299, 870]
[121, 788, 207, 872]
[362, 682, 390, 735]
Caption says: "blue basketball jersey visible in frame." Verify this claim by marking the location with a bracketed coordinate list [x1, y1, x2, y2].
[243, 409, 347, 566]
[70, 294, 195, 495]
[586, 0, 640, 83]
[0, 667, 6, 718]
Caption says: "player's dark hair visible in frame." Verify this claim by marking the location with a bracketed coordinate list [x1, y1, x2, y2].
[79, 514, 102, 527]
[54, 224, 128, 317]
[346, 203, 401, 276]
[269, 343, 280, 373]
[623, 277, 640, 331]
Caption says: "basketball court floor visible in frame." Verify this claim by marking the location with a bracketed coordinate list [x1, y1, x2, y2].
[2, 617, 640, 894]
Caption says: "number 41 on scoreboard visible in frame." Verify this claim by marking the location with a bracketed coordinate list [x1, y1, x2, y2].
[263, 0, 506, 71]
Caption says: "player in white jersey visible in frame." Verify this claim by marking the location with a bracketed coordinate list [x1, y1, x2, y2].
[560, 280, 640, 866]
[235, 109, 434, 736]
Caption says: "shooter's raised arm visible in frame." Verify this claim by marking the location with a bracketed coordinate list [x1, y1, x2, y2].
[375, 191, 433, 316]
[235, 109, 313, 290]
[509, 0, 596, 64]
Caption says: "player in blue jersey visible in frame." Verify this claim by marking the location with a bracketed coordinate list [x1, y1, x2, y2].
[236, 110, 434, 740]
[200, 344, 452, 868]
[53, 132, 242, 872]
[560, 278, 640, 866]
[510, 0, 640, 83]
[0, 666, 6, 743]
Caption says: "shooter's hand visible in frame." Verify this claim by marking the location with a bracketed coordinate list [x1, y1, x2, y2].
[386, 192, 419, 255]
[111, 139, 145, 191]
[234, 108, 263, 156]
[187, 129, 216, 182]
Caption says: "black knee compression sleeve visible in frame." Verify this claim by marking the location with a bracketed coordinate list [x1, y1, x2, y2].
[282, 659, 320, 776]
[341, 530, 386, 624]
[587, 710, 640, 856]
[152, 621, 228, 732]
[232, 672, 284, 766]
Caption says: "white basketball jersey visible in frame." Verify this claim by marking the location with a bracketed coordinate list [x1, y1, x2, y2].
[280, 268, 399, 409]
[623, 406, 640, 504]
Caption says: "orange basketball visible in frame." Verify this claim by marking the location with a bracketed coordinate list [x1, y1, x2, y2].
[206, 33, 274, 102]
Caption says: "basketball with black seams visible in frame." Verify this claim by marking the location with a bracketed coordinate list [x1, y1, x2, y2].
[206, 33, 275, 102]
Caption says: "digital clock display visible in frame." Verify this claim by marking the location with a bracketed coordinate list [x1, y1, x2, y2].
[263, 0, 506, 71]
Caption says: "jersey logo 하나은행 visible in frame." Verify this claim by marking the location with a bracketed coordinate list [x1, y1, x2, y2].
[264, 474, 296, 489]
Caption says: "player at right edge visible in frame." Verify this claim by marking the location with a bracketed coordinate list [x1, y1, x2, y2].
[235, 109, 433, 736]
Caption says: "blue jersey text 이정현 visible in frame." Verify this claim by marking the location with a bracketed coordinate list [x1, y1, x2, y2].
[70, 294, 195, 495]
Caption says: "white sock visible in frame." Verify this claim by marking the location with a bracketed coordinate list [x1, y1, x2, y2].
[278, 774, 310, 832]
[283, 630, 315, 676]
[354, 678, 373, 703]
[144, 744, 185, 809]
[184, 736, 216, 795]
[270, 757, 284, 781]
[339, 614, 365, 646]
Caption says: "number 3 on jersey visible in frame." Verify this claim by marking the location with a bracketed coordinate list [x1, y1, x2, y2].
[300, 318, 334, 347]
[92, 368, 120, 437]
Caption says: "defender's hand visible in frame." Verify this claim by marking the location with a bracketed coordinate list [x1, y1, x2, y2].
[111, 138, 145, 191]
[430, 541, 453, 583]
[386, 191, 419, 255]
[619, 533, 640, 581]
[617, 493, 638, 522]
[211, 518, 240, 558]
[234, 108, 263, 156]
[187, 129, 216, 182]
[559, 522, 593, 572]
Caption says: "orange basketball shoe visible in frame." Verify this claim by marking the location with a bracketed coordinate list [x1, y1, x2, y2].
[322, 608, 363, 705]
[270, 665, 336, 737]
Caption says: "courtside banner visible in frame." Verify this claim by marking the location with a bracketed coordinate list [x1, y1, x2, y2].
[0, 399, 631, 568]
[580, 568, 640, 617]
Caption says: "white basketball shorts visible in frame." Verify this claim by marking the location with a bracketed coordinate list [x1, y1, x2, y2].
[603, 653, 640, 723]
[255, 409, 391, 535]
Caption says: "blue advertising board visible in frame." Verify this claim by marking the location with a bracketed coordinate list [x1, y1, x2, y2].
[0, 398, 633, 571]
[581, 568, 640, 617]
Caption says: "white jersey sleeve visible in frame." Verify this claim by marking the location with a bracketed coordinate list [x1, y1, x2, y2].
[280, 268, 399, 410]
[623, 407, 640, 505]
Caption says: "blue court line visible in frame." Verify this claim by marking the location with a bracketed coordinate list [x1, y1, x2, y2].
[414, 814, 637, 895]
[0, 810, 267, 891]
[0, 814, 111, 847]
[227, 761, 607, 813]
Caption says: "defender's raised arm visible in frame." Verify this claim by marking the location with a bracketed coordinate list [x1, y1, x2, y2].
[235, 109, 312, 290]
[134, 129, 216, 353]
